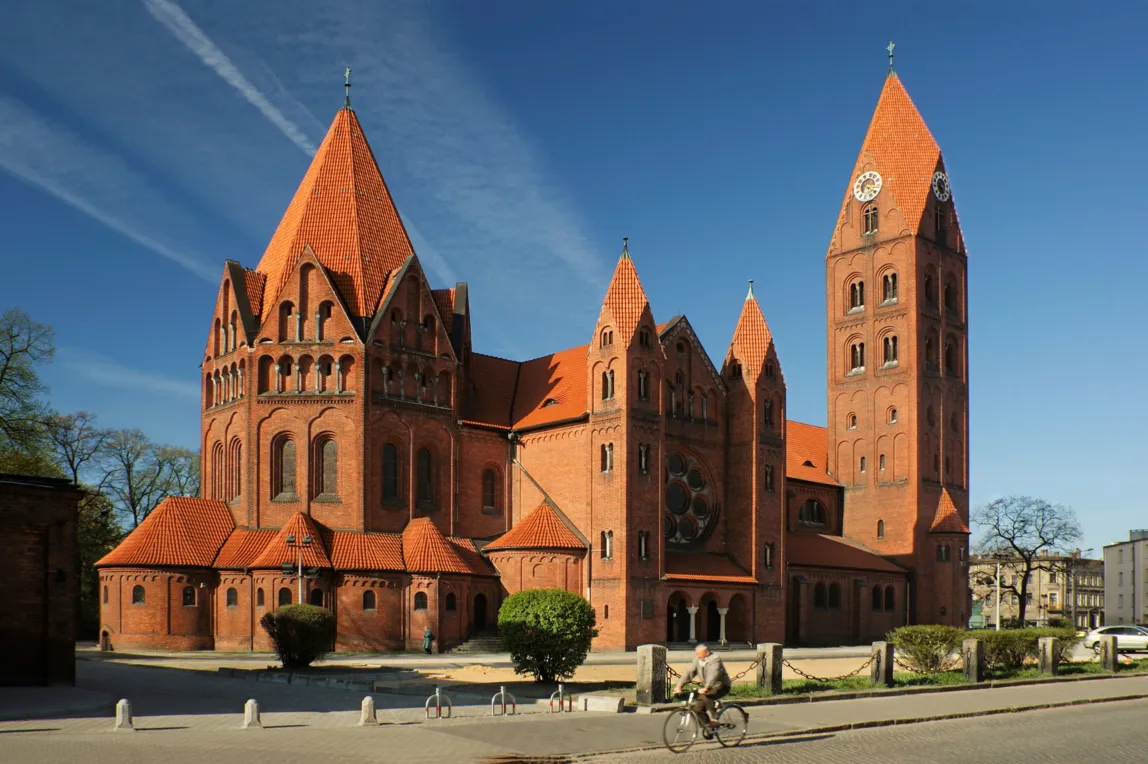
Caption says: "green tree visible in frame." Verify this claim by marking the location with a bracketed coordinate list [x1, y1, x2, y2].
[260, 604, 336, 669]
[77, 491, 123, 637]
[498, 589, 598, 683]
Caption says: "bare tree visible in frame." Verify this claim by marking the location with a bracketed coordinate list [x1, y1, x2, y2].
[100, 430, 197, 528]
[159, 445, 200, 497]
[973, 496, 1082, 626]
[0, 308, 54, 448]
[42, 411, 109, 485]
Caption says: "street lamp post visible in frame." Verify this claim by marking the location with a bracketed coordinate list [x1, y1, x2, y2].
[995, 558, 1002, 631]
[285, 534, 313, 604]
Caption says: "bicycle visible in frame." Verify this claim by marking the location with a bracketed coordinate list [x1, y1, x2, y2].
[662, 685, 748, 753]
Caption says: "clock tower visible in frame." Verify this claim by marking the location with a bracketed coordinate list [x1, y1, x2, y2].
[825, 65, 971, 626]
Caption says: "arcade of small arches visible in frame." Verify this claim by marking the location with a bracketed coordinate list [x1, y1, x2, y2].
[665, 591, 751, 646]
[252, 353, 358, 398]
[205, 360, 247, 409]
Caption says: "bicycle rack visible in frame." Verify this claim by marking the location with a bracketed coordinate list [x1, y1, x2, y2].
[424, 685, 453, 719]
[491, 685, 517, 716]
[548, 683, 573, 713]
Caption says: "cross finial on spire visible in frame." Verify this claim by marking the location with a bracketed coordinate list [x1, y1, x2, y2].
[746, 279, 755, 300]
[887, 41, 895, 73]
[344, 67, 352, 109]
[621, 237, 630, 259]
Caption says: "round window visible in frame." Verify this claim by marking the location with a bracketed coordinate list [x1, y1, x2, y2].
[678, 515, 699, 542]
[664, 513, 678, 539]
[666, 483, 689, 515]
[668, 453, 687, 476]
[663, 452, 716, 548]
[687, 469, 705, 490]
[692, 496, 709, 517]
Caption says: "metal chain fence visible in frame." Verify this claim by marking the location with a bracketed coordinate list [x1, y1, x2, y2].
[893, 655, 959, 674]
[782, 654, 876, 683]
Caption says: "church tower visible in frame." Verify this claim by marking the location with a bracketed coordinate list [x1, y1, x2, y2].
[826, 54, 970, 626]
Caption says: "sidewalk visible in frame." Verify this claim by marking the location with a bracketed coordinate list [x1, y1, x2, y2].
[0, 686, 114, 722]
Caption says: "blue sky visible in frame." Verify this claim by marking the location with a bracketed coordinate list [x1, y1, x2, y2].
[0, 1, 1143, 553]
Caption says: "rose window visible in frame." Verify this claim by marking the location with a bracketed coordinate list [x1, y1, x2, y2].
[664, 452, 717, 548]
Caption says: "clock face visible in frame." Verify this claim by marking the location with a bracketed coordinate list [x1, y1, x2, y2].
[932, 172, 951, 202]
[853, 171, 882, 202]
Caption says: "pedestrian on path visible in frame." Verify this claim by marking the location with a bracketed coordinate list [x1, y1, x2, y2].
[423, 626, 434, 654]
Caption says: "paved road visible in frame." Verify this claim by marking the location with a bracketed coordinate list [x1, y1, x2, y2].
[592, 699, 1148, 763]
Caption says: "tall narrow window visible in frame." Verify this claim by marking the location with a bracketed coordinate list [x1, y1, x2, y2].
[363, 590, 376, 611]
[828, 583, 841, 609]
[482, 469, 497, 510]
[764, 464, 774, 492]
[872, 585, 884, 611]
[638, 444, 649, 474]
[226, 587, 238, 608]
[763, 400, 774, 428]
[639, 328, 651, 347]
[103, 585, 109, 604]
[850, 343, 865, 372]
[278, 587, 292, 606]
[885, 587, 895, 611]
[814, 583, 827, 609]
[935, 206, 947, 240]
[606, 531, 614, 559]
[383, 443, 399, 501]
[417, 448, 433, 504]
[877, 519, 885, 539]
[764, 543, 774, 569]
[879, 454, 886, 472]
[273, 436, 296, 499]
[182, 586, 195, 606]
[945, 338, 959, 376]
[883, 273, 898, 303]
[600, 531, 608, 560]
[860, 456, 867, 473]
[601, 329, 613, 348]
[132, 585, 145, 605]
[925, 274, 937, 306]
[256, 588, 265, 608]
[850, 281, 865, 310]
[314, 436, 338, 498]
[600, 443, 613, 473]
[926, 335, 939, 368]
[863, 203, 879, 235]
[602, 370, 615, 400]
[937, 544, 951, 562]
[883, 335, 898, 365]
[637, 371, 649, 401]
[414, 592, 428, 610]
[638, 531, 649, 561]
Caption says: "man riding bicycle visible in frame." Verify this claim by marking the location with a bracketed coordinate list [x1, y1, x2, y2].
[673, 643, 731, 731]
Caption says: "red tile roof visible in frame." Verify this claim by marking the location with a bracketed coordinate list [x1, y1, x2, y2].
[840, 73, 942, 235]
[96, 497, 234, 568]
[465, 353, 519, 428]
[664, 553, 757, 584]
[242, 268, 267, 318]
[327, 531, 404, 570]
[249, 512, 332, 569]
[726, 288, 773, 377]
[432, 288, 455, 335]
[449, 537, 497, 576]
[788, 533, 905, 574]
[511, 344, 588, 429]
[599, 251, 651, 343]
[402, 517, 471, 574]
[213, 529, 277, 569]
[929, 489, 971, 534]
[786, 421, 840, 487]
[255, 108, 415, 318]
[484, 502, 586, 551]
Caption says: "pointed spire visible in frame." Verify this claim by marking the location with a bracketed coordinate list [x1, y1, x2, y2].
[599, 240, 651, 342]
[343, 67, 352, 109]
[887, 41, 895, 74]
[727, 286, 774, 378]
[929, 489, 971, 534]
[254, 108, 415, 317]
[746, 279, 754, 301]
[621, 236, 630, 259]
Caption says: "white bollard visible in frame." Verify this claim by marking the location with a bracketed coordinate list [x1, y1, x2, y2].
[113, 699, 134, 731]
[242, 698, 262, 729]
[358, 695, 378, 726]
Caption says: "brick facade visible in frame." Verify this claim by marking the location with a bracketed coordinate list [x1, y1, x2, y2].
[98, 69, 972, 652]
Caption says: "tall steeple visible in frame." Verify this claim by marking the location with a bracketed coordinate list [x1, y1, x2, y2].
[595, 238, 652, 344]
[726, 281, 776, 380]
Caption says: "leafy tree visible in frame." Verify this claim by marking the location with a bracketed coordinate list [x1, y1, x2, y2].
[498, 588, 598, 683]
[0, 308, 54, 451]
[260, 604, 336, 669]
[77, 491, 122, 637]
[973, 496, 1082, 626]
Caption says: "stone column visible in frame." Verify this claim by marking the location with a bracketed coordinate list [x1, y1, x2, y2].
[870, 641, 894, 688]
[295, 365, 302, 393]
[1099, 634, 1118, 672]
[1038, 637, 1058, 676]
[294, 312, 302, 342]
[398, 369, 406, 399]
[717, 607, 729, 646]
[237, 367, 244, 398]
[962, 638, 985, 683]
[315, 311, 322, 342]
[335, 360, 343, 394]
[755, 643, 783, 694]
[686, 606, 699, 644]
[382, 366, 390, 397]
[636, 644, 668, 705]
[274, 362, 282, 394]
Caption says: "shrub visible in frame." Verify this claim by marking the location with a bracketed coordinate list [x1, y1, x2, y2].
[260, 604, 336, 669]
[887, 625, 964, 673]
[498, 588, 598, 683]
[1031, 626, 1081, 665]
[968, 629, 1035, 670]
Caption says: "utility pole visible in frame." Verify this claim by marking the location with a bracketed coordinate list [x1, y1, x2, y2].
[285, 534, 313, 604]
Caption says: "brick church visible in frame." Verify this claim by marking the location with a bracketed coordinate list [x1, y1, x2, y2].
[97, 64, 971, 652]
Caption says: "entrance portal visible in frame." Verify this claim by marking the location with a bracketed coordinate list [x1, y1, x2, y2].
[474, 593, 488, 632]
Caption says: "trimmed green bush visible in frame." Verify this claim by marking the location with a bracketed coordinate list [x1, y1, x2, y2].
[260, 604, 336, 669]
[887, 625, 964, 673]
[498, 588, 598, 683]
[967, 627, 1081, 670]
[1031, 626, 1081, 665]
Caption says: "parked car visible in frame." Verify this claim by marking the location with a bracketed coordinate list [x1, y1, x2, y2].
[1082, 625, 1148, 651]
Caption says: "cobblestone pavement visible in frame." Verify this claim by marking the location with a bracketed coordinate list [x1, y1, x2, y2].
[589, 698, 1148, 763]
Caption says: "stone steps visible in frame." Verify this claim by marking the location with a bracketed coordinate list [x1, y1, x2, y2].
[448, 633, 504, 654]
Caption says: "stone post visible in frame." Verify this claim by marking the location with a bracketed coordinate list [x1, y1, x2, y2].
[686, 607, 699, 644]
[962, 638, 985, 683]
[1098, 634, 1118, 672]
[636, 644, 668, 705]
[1038, 637, 1058, 676]
[358, 696, 378, 726]
[113, 699, 134, 731]
[870, 641, 894, 688]
[242, 698, 262, 729]
[755, 643, 783, 695]
[717, 607, 729, 646]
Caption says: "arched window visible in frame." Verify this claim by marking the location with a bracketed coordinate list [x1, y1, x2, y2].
[935, 206, 947, 240]
[872, 585, 883, 611]
[606, 531, 614, 559]
[885, 587, 896, 611]
[877, 520, 885, 539]
[850, 342, 865, 372]
[601, 329, 613, 348]
[850, 280, 865, 310]
[383, 443, 400, 501]
[278, 302, 295, 342]
[227, 439, 242, 501]
[601, 370, 614, 400]
[416, 448, 434, 504]
[256, 588, 265, 608]
[182, 585, 195, 607]
[637, 370, 649, 400]
[764, 542, 774, 569]
[883, 273, 898, 303]
[600, 531, 608, 559]
[764, 464, 774, 492]
[925, 272, 937, 306]
[414, 591, 428, 610]
[363, 590, 376, 611]
[925, 334, 939, 368]
[638, 444, 649, 474]
[309, 588, 324, 606]
[799, 499, 827, 526]
[863, 203, 879, 235]
[889, 408, 898, 424]
[638, 531, 649, 560]
[604, 604, 610, 620]
[828, 583, 841, 609]
[860, 456, 867, 473]
[278, 587, 292, 606]
[937, 544, 951, 562]
[482, 469, 497, 510]
[600, 443, 613, 473]
[814, 582, 827, 609]
[445, 593, 457, 611]
[103, 585, 109, 604]
[883, 335, 898, 365]
[132, 585, 145, 605]
[945, 337, 959, 376]
[849, 414, 858, 430]
[226, 587, 238, 608]
[272, 436, 297, 499]
[944, 281, 959, 313]
[763, 400, 774, 428]
[313, 436, 338, 498]
[639, 328, 651, 347]
[879, 453, 886, 472]
[729, 362, 742, 379]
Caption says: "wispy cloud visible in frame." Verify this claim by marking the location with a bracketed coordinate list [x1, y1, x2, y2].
[0, 95, 219, 282]
[58, 347, 200, 400]
[142, 0, 317, 155]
